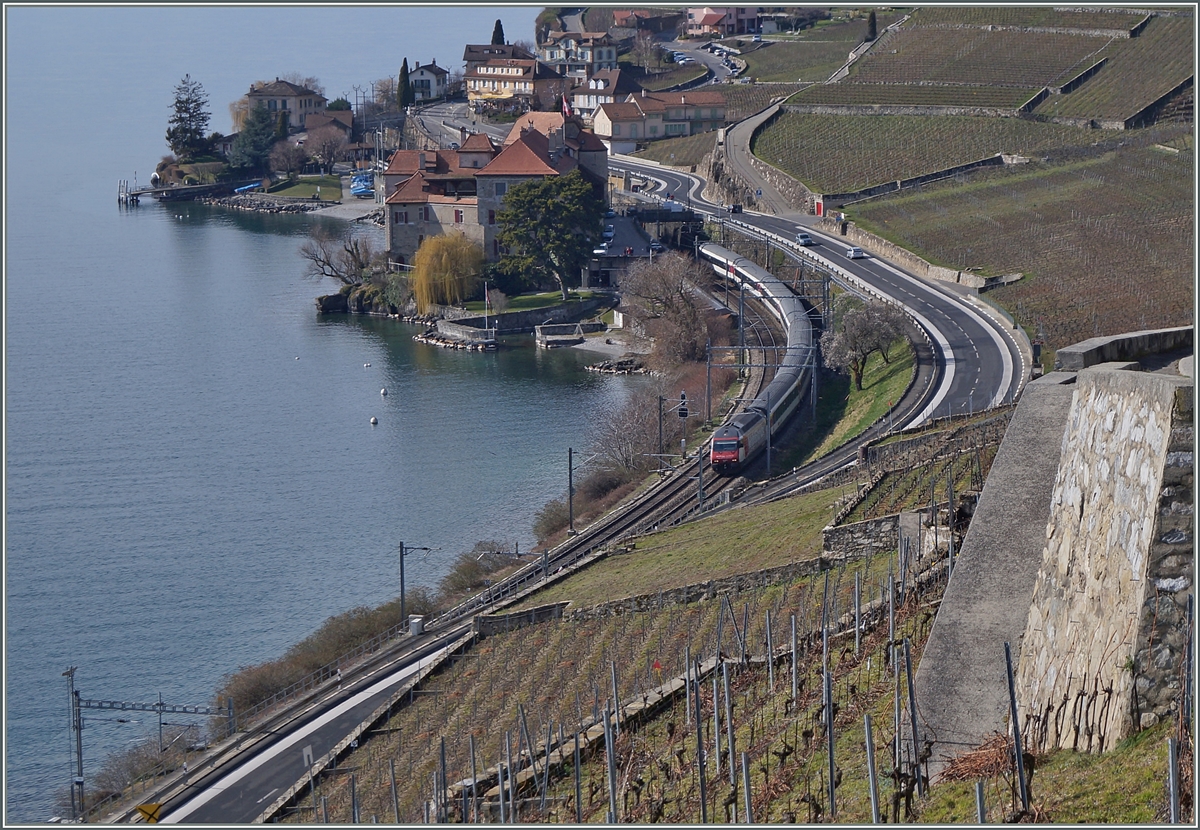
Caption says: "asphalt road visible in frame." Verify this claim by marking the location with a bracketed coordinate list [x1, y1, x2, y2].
[161, 634, 462, 823]
[609, 155, 1025, 423]
[148, 104, 1028, 826]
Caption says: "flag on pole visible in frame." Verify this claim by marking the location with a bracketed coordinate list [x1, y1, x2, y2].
[562, 93, 573, 118]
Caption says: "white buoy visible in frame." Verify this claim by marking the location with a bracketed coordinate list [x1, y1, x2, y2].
[295, 356, 300, 360]
[381, 388, 388, 396]
[370, 416, 378, 425]
[364, 363, 371, 368]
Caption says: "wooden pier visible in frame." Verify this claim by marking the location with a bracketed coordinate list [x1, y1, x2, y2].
[117, 179, 257, 205]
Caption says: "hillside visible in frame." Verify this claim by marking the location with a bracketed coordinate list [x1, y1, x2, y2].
[747, 4, 1192, 367]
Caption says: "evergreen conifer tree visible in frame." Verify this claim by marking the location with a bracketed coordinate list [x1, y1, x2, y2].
[165, 74, 212, 160]
[228, 104, 276, 174]
[491, 19, 505, 45]
[866, 10, 878, 41]
[398, 58, 415, 109]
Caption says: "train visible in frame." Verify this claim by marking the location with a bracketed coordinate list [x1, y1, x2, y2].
[698, 243, 816, 474]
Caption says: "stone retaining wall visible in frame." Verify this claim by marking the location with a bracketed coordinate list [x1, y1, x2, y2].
[435, 297, 613, 339]
[563, 557, 836, 622]
[1015, 365, 1193, 753]
[823, 515, 900, 561]
[473, 602, 569, 637]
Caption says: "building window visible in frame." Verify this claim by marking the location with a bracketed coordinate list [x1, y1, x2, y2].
[488, 209, 496, 225]
[454, 209, 464, 224]
[495, 182, 507, 197]
[612, 124, 620, 136]
[493, 239, 500, 256]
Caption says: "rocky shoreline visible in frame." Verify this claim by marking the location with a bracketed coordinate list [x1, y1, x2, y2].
[199, 194, 325, 214]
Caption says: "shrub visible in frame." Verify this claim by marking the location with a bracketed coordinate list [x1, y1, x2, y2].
[533, 498, 570, 541]
[580, 467, 635, 502]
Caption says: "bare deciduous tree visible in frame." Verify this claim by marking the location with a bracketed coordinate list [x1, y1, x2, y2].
[583, 7, 612, 32]
[299, 228, 383, 286]
[589, 379, 684, 475]
[619, 252, 709, 366]
[269, 140, 308, 178]
[306, 125, 348, 174]
[278, 72, 324, 96]
[632, 30, 659, 69]
[486, 287, 509, 314]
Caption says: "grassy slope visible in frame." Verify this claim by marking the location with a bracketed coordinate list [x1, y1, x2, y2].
[774, 336, 915, 471]
[516, 486, 841, 610]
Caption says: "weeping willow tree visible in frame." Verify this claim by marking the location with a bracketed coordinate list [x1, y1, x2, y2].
[412, 233, 484, 313]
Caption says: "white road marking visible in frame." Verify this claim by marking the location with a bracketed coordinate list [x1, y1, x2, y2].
[162, 647, 448, 822]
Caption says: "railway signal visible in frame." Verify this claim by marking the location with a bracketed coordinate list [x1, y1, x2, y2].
[678, 391, 688, 418]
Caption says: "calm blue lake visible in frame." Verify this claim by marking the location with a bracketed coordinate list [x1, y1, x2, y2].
[3, 6, 638, 822]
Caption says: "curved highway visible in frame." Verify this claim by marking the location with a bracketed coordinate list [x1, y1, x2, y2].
[609, 154, 1026, 424]
[135, 111, 1027, 828]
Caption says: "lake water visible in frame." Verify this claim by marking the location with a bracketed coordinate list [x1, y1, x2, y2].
[2, 6, 639, 822]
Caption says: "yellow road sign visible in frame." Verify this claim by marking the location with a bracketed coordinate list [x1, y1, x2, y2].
[136, 803, 162, 823]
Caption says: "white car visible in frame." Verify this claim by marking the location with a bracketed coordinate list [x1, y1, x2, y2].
[593, 243, 609, 256]
[795, 232, 814, 246]
[845, 246, 866, 259]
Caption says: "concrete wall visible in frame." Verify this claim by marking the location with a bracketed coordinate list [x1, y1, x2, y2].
[1054, 326, 1193, 371]
[1015, 365, 1193, 753]
[913, 372, 1078, 776]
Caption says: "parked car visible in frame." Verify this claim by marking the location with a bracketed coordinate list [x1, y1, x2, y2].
[603, 224, 615, 240]
[795, 232, 814, 246]
[649, 239, 665, 252]
[605, 209, 616, 218]
[593, 243, 609, 256]
[845, 246, 866, 259]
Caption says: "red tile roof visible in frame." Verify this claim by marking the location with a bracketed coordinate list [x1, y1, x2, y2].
[477, 129, 574, 177]
[459, 132, 497, 153]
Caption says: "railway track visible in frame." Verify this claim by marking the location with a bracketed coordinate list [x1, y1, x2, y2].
[429, 290, 784, 626]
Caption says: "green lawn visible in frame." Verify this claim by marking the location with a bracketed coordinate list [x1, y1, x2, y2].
[513, 484, 843, 610]
[774, 336, 915, 470]
[268, 174, 343, 200]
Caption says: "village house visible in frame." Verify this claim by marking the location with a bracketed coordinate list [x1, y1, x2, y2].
[302, 109, 353, 136]
[611, 9, 683, 34]
[410, 60, 449, 101]
[463, 43, 568, 113]
[684, 7, 760, 37]
[570, 69, 643, 122]
[591, 89, 727, 154]
[245, 79, 327, 132]
[537, 31, 620, 78]
[382, 117, 607, 266]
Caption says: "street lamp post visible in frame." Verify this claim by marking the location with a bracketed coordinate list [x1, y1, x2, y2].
[568, 447, 575, 534]
[399, 541, 431, 632]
